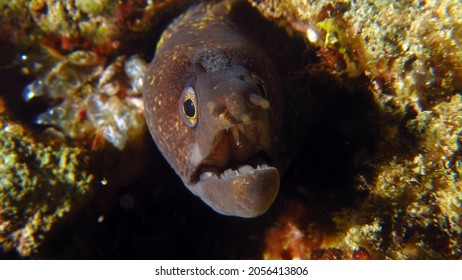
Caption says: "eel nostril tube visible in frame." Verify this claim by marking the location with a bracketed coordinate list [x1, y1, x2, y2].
[249, 93, 270, 109]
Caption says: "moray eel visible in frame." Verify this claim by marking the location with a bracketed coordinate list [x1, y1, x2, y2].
[143, 0, 284, 217]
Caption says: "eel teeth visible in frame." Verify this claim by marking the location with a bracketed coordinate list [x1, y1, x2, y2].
[231, 126, 241, 147]
[237, 123, 245, 134]
[256, 164, 269, 170]
[221, 168, 236, 179]
[238, 165, 254, 173]
[215, 164, 270, 180]
[200, 172, 218, 180]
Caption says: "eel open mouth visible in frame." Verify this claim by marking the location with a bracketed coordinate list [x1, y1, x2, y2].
[188, 122, 280, 217]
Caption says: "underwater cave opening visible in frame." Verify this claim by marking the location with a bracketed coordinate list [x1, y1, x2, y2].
[279, 68, 380, 221]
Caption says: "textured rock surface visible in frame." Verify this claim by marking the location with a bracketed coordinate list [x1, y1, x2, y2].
[0, 105, 95, 256]
[0, 0, 156, 256]
[253, 0, 462, 259]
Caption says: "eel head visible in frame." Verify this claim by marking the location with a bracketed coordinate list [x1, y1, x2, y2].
[144, 51, 282, 218]
[183, 62, 280, 217]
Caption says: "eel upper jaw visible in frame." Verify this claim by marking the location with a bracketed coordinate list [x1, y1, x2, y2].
[186, 123, 280, 218]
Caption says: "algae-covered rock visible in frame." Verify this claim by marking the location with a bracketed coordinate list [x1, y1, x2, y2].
[0, 107, 95, 256]
[254, 0, 462, 259]
[0, 0, 163, 258]
[1, 0, 193, 57]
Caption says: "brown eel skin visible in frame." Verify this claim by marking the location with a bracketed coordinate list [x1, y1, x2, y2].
[143, 0, 284, 217]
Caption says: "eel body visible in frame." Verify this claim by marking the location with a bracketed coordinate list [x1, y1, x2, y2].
[143, 0, 284, 217]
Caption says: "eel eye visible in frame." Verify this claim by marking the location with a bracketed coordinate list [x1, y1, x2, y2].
[251, 74, 267, 98]
[179, 86, 198, 127]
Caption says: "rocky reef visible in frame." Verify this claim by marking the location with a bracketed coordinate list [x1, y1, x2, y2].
[0, 0, 460, 259]
[0, 0, 156, 257]
[0, 107, 95, 256]
[253, 0, 462, 259]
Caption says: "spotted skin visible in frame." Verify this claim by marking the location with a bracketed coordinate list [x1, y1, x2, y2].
[143, 0, 284, 217]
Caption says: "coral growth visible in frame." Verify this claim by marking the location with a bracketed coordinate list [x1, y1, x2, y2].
[22, 52, 147, 150]
[0, 0, 186, 56]
[1, 0, 157, 257]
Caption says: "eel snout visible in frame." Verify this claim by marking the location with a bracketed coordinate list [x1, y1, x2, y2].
[187, 121, 279, 217]
[190, 164, 279, 217]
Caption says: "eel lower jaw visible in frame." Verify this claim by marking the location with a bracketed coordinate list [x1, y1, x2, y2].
[188, 163, 280, 218]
